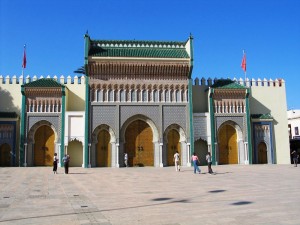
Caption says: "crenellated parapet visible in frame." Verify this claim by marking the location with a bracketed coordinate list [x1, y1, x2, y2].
[193, 77, 285, 88]
[0, 75, 86, 85]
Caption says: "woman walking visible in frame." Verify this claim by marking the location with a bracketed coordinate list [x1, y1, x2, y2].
[191, 152, 201, 174]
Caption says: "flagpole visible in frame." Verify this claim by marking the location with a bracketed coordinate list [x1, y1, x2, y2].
[243, 50, 246, 84]
[241, 49, 247, 86]
[22, 44, 26, 84]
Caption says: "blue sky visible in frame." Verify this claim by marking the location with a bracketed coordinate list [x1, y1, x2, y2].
[0, 0, 299, 109]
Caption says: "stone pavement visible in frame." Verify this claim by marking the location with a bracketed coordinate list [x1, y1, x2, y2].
[0, 164, 299, 225]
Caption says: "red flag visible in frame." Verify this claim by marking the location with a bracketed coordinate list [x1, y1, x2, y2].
[22, 45, 26, 68]
[241, 51, 246, 72]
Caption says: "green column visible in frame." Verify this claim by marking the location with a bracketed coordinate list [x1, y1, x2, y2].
[60, 87, 66, 165]
[209, 89, 216, 165]
[188, 79, 194, 158]
[19, 87, 26, 166]
[188, 34, 194, 162]
[246, 89, 252, 164]
[84, 33, 90, 168]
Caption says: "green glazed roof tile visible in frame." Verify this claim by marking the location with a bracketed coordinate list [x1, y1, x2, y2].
[0, 112, 18, 118]
[251, 114, 273, 120]
[89, 39, 189, 58]
[22, 78, 64, 88]
[211, 79, 246, 89]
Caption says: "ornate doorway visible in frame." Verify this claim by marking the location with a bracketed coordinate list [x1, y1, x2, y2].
[68, 139, 83, 167]
[96, 130, 111, 167]
[167, 129, 181, 166]
[258, 142, 267, 164]
[0, 143, 11, 166]
[34, 125, 55, 166]
[218, 124, 238, 164]
[125, 120, 153, 167]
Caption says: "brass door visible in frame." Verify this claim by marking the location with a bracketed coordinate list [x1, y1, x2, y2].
[96, 130, 111, 167]
[125, 120, 153, 167]
[0, 143, 11, 166]
[167, 129, 181, 166]
[258, 142, 267, 164]
[34, 125, 55, 166]
[218, 124, 238, 164]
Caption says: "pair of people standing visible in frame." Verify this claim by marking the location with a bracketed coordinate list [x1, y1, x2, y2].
[191, 152, 214, 174]
[53, 153, 71, 174]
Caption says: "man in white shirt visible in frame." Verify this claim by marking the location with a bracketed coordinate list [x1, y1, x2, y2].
[173, 151, 180, 172]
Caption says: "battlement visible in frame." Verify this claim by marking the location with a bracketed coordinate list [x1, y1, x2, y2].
[193, 77, 285, 87]
[0, 75, 85, 85]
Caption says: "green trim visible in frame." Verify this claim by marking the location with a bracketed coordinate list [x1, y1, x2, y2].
[19, 87, 26, 166]
[188, 79, 194, 160]
[188, 35, 194, 79]
[84, 33, 90, 67]
[60, 87, 66, 165]
[246, 89, 252, 164]
[209, 89, 216, 165]
[84, 33, 90, 168]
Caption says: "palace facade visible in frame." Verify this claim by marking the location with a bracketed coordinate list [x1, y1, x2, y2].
[0, 34, 290, 167]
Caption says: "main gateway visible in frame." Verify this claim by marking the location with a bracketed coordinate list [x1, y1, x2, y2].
[0, 34, 290, 167]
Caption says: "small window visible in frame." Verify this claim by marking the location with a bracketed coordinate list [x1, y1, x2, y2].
[295, 127, 299, 136]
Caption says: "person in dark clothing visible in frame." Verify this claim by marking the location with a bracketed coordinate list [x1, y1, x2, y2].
[291, 150, 299, 167]
[53, 153, 58, 174]
[62, 154, 70, 174]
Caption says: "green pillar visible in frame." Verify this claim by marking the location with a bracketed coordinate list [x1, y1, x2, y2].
[60, 86, 66, 165]
[209, 89, 216, 165]
[84, 32, 90, 168]
[19, 86, 26, 166]
[188, 79, 194, 157]
[246, 89, 252, 164]
[188, 34, 194, 161]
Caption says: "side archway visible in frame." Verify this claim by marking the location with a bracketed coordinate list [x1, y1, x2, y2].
[257, 141, 268, 164]
[27, 120, 58, 166]
[0, 143, 11, 167]
[163, 124, 187, 167]
[91, 124, 116, 167]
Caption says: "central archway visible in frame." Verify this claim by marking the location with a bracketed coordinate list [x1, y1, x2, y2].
[218, 124, 238, 164]
[125, 120, 153, 167]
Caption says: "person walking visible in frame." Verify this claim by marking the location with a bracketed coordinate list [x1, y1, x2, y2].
[53, 153, 58, 174]
[291, 150, 299, 167]
[206, 152, 213, 174]
[191, 152, 201, 174]
[124, 152, 128, 167]
[62, 154, 70, 174]
[173, 151, 180, 172]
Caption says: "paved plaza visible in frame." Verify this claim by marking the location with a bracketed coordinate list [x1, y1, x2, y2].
[0, 164, 299, 225]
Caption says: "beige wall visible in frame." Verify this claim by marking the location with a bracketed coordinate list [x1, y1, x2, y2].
[249, 79, 290, 164]
[65, 76, 86, 111]
[0, 75, 23, 115]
